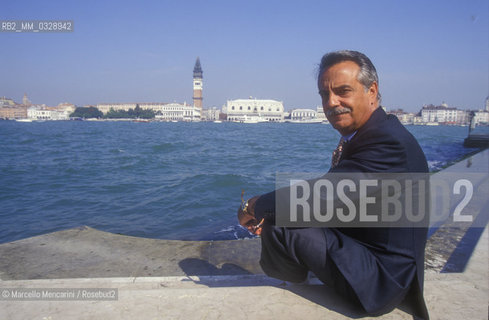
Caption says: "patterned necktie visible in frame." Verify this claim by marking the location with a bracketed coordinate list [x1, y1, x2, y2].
[331, 137, 347, 168]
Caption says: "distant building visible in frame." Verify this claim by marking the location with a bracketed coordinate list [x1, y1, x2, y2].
[96, 102, 200, 121]
[413, 116, 424, 125]
[223, 97, 284, 122]
[96, 103, 140, 114]
[0, 96, 16, 107]
[289, 108, 319, 122]
[0, 95, 32, 119]
[27, 103, 74, 120]
[470, 97, 489, 125]
[397, 113, 415, 125]
[193, 57, 203, 113]
[202, 107, 221, 121]
[94, 60, 202, 122]
[316, 106, 328, 122]
[387, 109, 415, 125]
[22, 93, 32, 106]
[57, 103, 76, 113]
[27, 106, 66, 120]
[27, 107, 53, 120]
[154, 102, 200, 122]
[0, 106, 27, 119]
[473, 110, 489, 125]
[290, 108, 316, 120]
[421, 103, 467, 125]
[453, 110, 467, 125]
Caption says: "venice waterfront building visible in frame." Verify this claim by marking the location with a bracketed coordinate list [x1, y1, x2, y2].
[0, 96, 16, 107]
[96, 102, 200, 121]
[0, 106, 27, 119]
[95, 58, 203, 121]
[290, 108, 317, 121]
[421, 104, 468, 125]
[223, 98, 284, 122]
[0, 96, 27, 119]
[96, 103, 139, 114]
[193, 57, 203, 112]
[473, 110, 489, 125]
[27, 104, 75, 120]
[155, 102, 200, 122]
[202, 107, 221, 121]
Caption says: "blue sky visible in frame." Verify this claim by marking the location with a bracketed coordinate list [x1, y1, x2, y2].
[1, 0, 488, 112]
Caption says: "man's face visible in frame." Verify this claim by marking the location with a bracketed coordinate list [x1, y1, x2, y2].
[319, 61, 378, 136]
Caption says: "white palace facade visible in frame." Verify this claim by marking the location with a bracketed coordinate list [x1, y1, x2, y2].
[155, 102, 200, 122]
[223, 98, 284, 122]
[290, 108, 317, 121]
[27, 103, 76, 120]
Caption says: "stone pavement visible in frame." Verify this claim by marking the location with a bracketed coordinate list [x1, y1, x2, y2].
[0, 226, 486, 319]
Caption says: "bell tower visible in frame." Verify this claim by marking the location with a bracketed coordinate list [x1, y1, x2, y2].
[193, 57, 203, 110]
[22, 93, 31, 106]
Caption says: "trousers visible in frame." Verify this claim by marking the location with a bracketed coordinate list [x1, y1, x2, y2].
[259, 222, 361, 306]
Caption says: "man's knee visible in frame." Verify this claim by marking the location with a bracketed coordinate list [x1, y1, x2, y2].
[259, 223, 309, 282]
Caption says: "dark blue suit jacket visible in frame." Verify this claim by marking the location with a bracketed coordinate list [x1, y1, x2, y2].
[255, 107, 430, 319]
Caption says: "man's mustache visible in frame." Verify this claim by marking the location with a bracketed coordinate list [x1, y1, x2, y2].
[326, 107, 351, 117]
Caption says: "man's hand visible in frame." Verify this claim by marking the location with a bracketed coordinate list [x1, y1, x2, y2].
[237, 195, 264, 235]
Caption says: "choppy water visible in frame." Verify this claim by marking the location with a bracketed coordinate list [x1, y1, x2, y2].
[0, 120, 479, 243]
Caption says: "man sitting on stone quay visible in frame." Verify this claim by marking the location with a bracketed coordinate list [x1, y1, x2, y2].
[238, 50, 430, 319]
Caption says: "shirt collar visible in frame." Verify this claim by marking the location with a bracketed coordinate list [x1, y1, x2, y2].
[342, 131, 357, 142]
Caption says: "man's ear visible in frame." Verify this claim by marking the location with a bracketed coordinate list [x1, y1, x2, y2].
[368, 82, 378, 105]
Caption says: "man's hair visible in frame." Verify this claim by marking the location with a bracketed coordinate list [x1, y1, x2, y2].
[318, 50, 381, 101]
